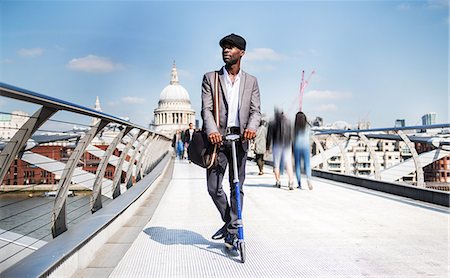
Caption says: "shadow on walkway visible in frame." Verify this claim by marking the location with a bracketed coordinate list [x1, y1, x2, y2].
[143, 226, 241, 262]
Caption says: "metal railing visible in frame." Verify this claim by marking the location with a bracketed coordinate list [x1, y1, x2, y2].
[0, 82, 171, 271]
[310, 124, 450, 189]
[252, 123, 450, 206]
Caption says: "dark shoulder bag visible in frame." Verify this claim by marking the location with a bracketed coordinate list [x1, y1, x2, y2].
[188, 72, 219, 169]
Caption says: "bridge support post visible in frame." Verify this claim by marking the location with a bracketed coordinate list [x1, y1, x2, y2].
[330, 134, 352, 175]
[124, 131, 147, 189]
[142, 135, 160, 175]
[112, 129, 140, 198]
[91, 126, 131, 213]
[358, 133, 382, 180]
[52, 119, 109, 238]
[0, 106, 57, 184]
[311, 135, 329, 171]
[135, 133, 155, 182]
[397, 130, 425, 187]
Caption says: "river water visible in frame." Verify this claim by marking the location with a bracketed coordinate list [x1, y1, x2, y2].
[0, 192, 112, 242]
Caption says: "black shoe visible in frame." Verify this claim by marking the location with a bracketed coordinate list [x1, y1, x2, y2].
[224, 233, 237, 249]
[212, 223, 228, 240]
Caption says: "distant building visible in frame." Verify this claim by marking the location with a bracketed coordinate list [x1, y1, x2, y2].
[416, 142, 450, 185]
[357, 120, 370, 130]
[152, 63, 196, 136]
[313, 135, 415, 183]
[422, 112, 436, 126]
[312, 116, 323, 127]
[1, 97, 125, 188]
[90, 96, 102, 127]
[0, 111, 29, 140]
[332, 121, 352, 130]
[1, 143, 123, 187]
[395, 119, 405, 128]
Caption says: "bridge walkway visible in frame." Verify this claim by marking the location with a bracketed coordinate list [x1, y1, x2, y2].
[78, 158, 449, 277]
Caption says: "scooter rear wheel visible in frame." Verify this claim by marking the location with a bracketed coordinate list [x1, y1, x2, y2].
[239, 241, 246, 263]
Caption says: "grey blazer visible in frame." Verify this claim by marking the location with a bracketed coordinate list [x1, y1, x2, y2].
[201, 67, 261, 151]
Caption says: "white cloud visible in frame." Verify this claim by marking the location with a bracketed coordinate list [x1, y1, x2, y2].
[293, 49, 318, 58]
[245, 48, 285, 62]
[67, 55, 124, 73]
[427, 0, 448, 8]
[18, 48, 44, 57]
[304, 90, 352, 100]
[317, 104, 338, 112]
[1, 59, 13, 64]
[397, 3, 412, 11]
[107, 101, 119, 107]
[244, 63, 277, 73]
[122, 96, 146, 104]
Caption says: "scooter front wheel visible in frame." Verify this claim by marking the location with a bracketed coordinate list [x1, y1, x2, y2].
[239, 241, 246, 263]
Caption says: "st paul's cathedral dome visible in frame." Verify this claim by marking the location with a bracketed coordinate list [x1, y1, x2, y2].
[152, 63, 195, 136]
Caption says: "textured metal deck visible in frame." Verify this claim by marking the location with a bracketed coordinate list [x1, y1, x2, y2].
[109, 159, 449, 277]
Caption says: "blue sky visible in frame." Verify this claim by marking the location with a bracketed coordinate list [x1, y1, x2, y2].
[1, 0, 448, 129]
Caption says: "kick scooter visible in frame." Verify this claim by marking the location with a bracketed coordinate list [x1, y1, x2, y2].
[225, 133, 246, 263]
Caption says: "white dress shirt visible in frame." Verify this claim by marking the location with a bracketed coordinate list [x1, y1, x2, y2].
[223, 66, 241, 128]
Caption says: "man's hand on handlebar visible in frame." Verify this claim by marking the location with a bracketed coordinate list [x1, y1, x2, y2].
[243, 129, 256, 141]
[209, 132, 223, 145]
[209, 129, 256, 144]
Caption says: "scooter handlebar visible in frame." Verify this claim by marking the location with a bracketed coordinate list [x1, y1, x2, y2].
[223, 134, 242, 142]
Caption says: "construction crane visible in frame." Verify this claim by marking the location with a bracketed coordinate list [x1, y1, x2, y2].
[299, 70, 315, 111]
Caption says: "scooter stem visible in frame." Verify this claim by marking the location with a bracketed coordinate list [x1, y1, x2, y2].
[231, 141, 239, 183]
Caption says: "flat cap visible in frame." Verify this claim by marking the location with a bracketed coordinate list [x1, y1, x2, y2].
[219, 33, 246, 51]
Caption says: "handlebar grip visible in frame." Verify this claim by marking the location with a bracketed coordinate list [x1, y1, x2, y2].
[223, 134, 243, 141]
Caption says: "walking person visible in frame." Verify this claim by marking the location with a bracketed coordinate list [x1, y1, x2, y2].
[172, 129, 184, 159]
[266, 108, 295, 190]
[202, 33, 261, 248]
[293, 111, 313, 190]
[184, 122, 195, 161]
[254, 120, 267, 175]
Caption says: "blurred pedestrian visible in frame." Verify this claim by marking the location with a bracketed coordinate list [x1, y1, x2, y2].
[266, 108, 294, 190]
[184, 122, 195, 161]
[293, 111, 313, 190]
[254, 119, 267, 175]
[172, 129, 184, 159]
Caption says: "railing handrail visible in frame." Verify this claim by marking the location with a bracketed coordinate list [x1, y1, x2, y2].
[1, 152, 171, 278]
[0, 82, 152, 134]
[314, 123, 450, 135]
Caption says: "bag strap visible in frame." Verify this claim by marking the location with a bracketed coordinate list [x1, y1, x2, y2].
[207, 72, 220, 169]
[213, 71, 220, 127]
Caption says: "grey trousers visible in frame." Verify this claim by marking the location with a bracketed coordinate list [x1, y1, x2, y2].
[206, 142, 247, 235]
